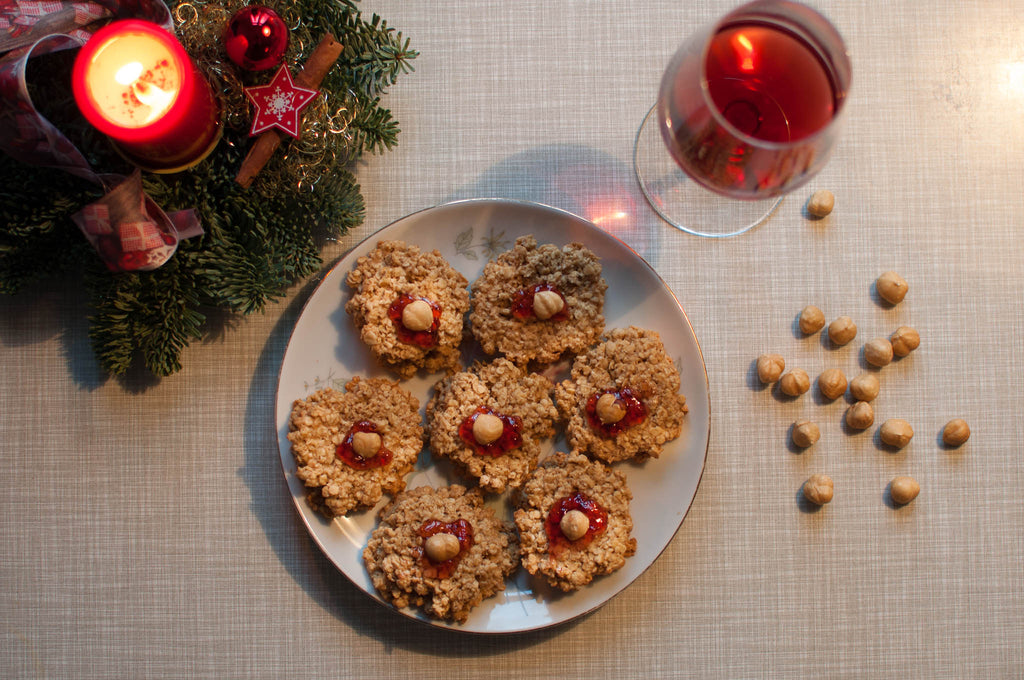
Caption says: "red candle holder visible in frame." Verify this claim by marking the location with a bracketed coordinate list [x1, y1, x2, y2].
[72, 20, 222, 173]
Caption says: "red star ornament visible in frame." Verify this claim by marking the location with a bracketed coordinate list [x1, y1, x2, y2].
[244, 64, 320, 138]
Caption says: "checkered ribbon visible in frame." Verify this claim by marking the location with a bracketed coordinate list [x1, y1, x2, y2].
[0, 0, 203, 272]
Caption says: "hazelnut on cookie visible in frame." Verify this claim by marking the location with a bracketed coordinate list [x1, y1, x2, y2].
[556, 326, 687, 463]
[469, 235, 606, 365]
[512, 452, 637, 592]
[287, 377, 423, 517]
[426, 358, 558, 494]
[363, 485, 519, 623]
[346, 240, 469, 378]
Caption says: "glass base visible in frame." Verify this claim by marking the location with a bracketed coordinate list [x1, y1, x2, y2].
[633, 105, 782, 238]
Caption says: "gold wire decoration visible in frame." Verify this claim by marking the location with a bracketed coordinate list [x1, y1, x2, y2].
[172, 0, 353, 192]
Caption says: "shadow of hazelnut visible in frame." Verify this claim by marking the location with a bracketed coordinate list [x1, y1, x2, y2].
[883, 481, 918, 510]
[870, 282, 899, 309]
[937, 430, 968, 452]
[746, 358, 772, 392]
[873, 429, 909, 453]
[772, 380, 810, 403]
[791, 314, 802, 339]
[883, 481, 900, 509]
[840, 413, 873, 437]
[802, 205, 828, 221]
[796, 487, 825, 513]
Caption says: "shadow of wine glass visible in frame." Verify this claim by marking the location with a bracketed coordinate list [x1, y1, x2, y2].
[443, 143, 663, 261]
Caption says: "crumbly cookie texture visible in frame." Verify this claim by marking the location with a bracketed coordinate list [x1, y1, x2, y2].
[362, 485, 519, 623]
[287, 378, 423, 518]
[470, 235, 606, 365]
[425, 358, 558, 494]
[512, 452, 636, 592]
[556, 326, 687, 463]
[345, 240, 469, 378]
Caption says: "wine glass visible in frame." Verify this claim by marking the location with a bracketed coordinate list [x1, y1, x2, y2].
[634, 0, 851, 237]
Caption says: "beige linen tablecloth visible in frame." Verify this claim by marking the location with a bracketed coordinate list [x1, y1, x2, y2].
[2, 0, 1022, 676]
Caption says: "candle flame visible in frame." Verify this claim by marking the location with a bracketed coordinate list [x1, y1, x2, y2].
[133, 79, 176, 124]
[112, 60, 177, 123]
[115, 62, 144, 86]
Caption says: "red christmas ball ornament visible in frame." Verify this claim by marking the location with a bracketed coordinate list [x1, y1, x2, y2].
[224, 6, 289, 71]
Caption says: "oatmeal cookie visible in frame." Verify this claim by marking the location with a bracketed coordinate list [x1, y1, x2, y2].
[556, 326, 687, 463]
[512, 452, 636, 592]
[362, 485, 519, 623]
[287, 378, 423, 518]
[425, 358, 558, 494]
[469, 235, 606, 365]
[346, 240, 470, 378]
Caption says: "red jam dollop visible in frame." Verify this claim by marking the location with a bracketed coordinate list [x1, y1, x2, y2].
[544, 492, 608, 556]
[418, 518, 474, 579]
[387, 294, 441, 348]
[585, 386, 647, 437]
[511, 282, 569, 321]
[335, 420, 393, 470]
[458, 406, 523, 457]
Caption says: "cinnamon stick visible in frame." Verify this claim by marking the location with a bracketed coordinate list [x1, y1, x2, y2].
[235, 33, 344, 188]
[292, 34, 344, 90]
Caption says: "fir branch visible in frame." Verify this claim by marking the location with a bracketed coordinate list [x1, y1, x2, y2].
[344, 15, 418, 96]
[85, 258, 205, 376]
[325, 11, 418, 97]
[349, 98, 401, 155]
[0, 157, 99, 292]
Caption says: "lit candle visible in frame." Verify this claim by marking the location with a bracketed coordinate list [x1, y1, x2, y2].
[72, 20, 221, 173]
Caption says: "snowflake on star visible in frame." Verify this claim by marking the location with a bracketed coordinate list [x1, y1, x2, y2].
[244, 65, 319, 138]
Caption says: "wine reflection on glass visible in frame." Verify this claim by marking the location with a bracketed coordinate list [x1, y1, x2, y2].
[634, 0, 851, 237]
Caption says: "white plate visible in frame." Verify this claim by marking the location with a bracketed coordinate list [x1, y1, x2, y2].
[275, 198, 710, 633]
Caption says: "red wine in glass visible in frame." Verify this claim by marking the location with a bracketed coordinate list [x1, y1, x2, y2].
[636, 1, 850, 236]
[706, 23, 838, 144]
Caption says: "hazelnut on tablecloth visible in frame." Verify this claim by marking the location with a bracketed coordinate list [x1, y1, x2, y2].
[880, 418, 914, 449]
[802, 474, 834, 505]
[863, 337, 894, 367]
[846, 401, 875, 430]
[469, 235, 606, 365]
[345, 240, 469, 378]
[817, 368, 847, 401]
[792, 420, 821, 448]
[287, 378, 423, 518]
[806, 189, 835, 218]
[362, 485, 519, 623]
[876, 271, 908, 305]
[828, 315, 857, 346]
[779, 368, 810, 397]
[756, 353, 785, 383]
[798, 305, 826, 334]
[512, 452, 636, 592]
[890, 326, 920, 357]
[849, 372, 880, 402]
[556, 326, 687, 463]
[942, 418, 971, 447]
[889, 476, 920, 505]
[426, 357, 558, 494]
